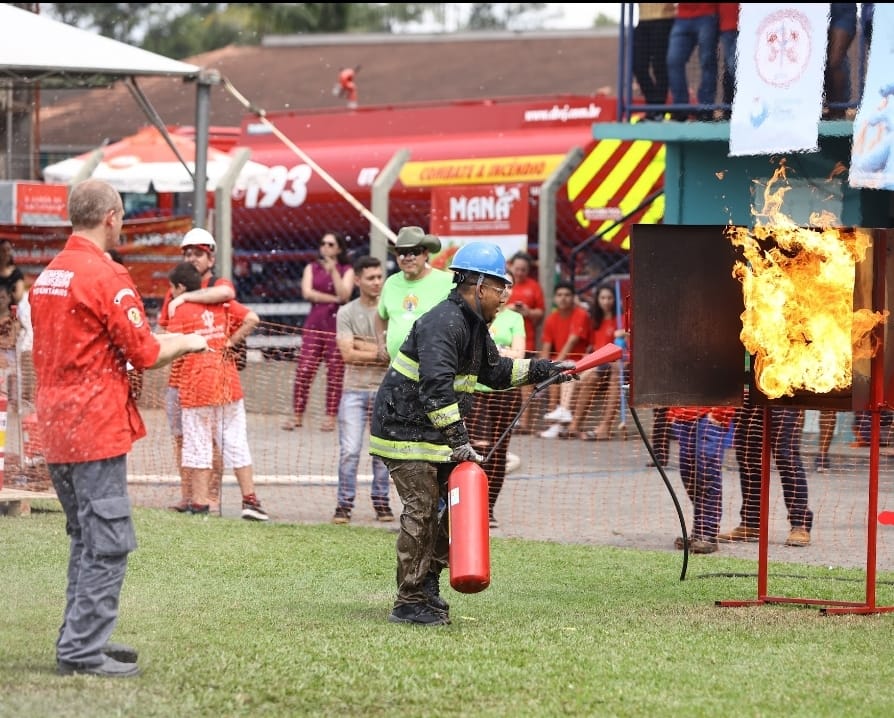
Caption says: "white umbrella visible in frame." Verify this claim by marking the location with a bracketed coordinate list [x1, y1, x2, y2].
[42, 125, 268, 194]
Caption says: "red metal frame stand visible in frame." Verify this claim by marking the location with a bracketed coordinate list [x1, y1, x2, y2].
[718, 235, 894, 615]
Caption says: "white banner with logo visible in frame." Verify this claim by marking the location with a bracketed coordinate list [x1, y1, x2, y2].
[849, 4, 894, 190]
[729, 4, 829, 157]
[428, 184, 529, 270]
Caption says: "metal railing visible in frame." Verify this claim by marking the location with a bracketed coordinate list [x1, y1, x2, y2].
[616, 3, 871, 123]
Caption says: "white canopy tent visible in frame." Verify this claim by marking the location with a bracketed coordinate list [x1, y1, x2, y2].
[0, 4, 200, 79]
[0, 4, 215, 223]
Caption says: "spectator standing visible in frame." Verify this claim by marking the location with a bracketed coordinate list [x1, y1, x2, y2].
[632, 3, 676, 119]
[15, 286, 34, 402]
[666, 3, 719, 121]
[717, 4, 739, 118]
[816, 409, 837, 473]
[166, 261, 268, 521]
[370, 241, 576, 626]
[159, 228, 234, 514]
[824, 4, 858, 119]
[718, 391, 813, 547]
[332, 256, 393, 524]
[647, 407, 672, 467]
[506, 251, 546, 434]
[374, 226, 454, 362]
[668, 405, 736, 554]
[539, 280, 592, 438]
[0, 239, 25, 306]
[284, 232, 354, 432]
[0, 284, 20, 400]
[465, 272, 526, 529]
[31, 179, 207, 678]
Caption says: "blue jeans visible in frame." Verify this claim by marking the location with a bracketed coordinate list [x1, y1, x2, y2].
[719, 29, 738, 106]
[666, 14, 719, 109]
[337, 389, 390, 510]
[675, 417, 725, 539]
[734, 406, 813, 531]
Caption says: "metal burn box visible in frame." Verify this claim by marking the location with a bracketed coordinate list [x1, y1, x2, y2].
[629, 224, 894, 412]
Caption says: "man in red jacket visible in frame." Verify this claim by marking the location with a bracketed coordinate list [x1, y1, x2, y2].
[31, 179, 207, 678]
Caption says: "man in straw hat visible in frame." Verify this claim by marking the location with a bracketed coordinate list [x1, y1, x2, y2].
[374, 226, 454, 362]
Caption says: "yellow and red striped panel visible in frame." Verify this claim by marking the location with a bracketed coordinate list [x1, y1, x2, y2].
[567, 138, 665, 250]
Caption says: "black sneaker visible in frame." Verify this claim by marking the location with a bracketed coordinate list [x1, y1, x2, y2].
[102, 642, 138, 664]
[57, 655, 140, 678]
[374, 506, 394, 522]
[387, 603, 450, 626]
[332, 506, 351, 524]
[423, 570, 449, 613]
[187, 503, 209, 515]
[241, 494, 269, 521]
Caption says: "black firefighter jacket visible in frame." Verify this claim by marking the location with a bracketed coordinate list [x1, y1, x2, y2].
[370, 288, 550, 463]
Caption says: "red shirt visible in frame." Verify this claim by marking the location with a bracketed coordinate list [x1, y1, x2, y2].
[166, 300, 249, 407]
[159, 274, 235, 388]
[158, 274, 235, 329]
[676, 4, 718, 20]
[591, 316, 617, 350]
[541, 306, 592, 360]
[717, 3, 738, 32]
[31, 235, 161, 463]
[667, 406, 736, 426]
[507, 276, 545, 353]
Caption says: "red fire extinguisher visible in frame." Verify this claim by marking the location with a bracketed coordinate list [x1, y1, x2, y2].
[448, 460, 490, 593]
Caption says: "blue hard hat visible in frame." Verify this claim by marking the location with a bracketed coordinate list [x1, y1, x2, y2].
[448, 242, 507, 281]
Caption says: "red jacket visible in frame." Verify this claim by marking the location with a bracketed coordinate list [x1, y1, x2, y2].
[31, 236, 161, 463]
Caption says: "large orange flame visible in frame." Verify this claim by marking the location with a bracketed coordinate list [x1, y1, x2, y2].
[727, 162, 886, 399]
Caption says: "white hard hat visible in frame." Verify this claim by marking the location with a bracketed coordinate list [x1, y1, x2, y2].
[180, 227, 216, 251]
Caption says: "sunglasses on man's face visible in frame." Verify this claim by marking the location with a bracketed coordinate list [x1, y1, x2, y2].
[397, 247, 425, 258]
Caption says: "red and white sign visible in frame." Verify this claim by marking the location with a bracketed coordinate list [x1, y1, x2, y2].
[14, 182, 68, 224]
[429, 184, 529, 269]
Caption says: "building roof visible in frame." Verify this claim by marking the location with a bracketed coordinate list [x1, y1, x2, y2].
[38, 29, 620, 154]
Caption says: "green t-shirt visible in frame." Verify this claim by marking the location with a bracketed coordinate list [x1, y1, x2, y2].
[378, 267, 454, 359]
[476, 307, 525, 392]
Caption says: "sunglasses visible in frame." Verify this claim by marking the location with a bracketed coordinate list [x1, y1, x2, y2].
[320, 240, 337, 248]
[397, 247, 425, 258]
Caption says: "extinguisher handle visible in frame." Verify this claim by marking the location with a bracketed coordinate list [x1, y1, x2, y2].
[534, 371, 572, 393]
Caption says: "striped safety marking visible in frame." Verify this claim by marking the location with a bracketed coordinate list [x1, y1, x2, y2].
[566, 137, 665, 250]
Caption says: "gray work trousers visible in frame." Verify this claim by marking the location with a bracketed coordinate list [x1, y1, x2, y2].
[384, 459, 450, 607]
[51, 455, 137, 666]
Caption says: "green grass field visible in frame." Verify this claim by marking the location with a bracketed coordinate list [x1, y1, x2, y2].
[3, 502, 894, 717]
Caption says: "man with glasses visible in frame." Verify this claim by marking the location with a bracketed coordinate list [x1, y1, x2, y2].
[371, 241, 576, 626]
[374, 226, 454, 362]
[31, 179, 208, 677]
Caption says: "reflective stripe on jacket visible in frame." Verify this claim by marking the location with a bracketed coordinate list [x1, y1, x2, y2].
[371, 289, 532, 462]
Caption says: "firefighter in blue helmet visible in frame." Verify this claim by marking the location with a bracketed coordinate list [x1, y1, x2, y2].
[370, 241, 577, 626]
